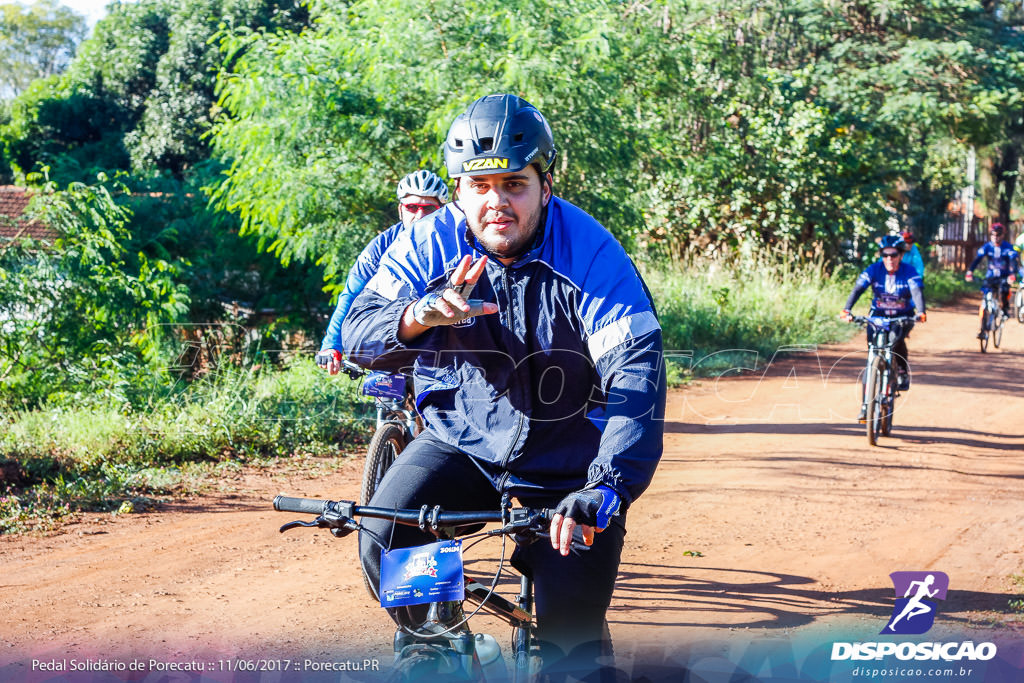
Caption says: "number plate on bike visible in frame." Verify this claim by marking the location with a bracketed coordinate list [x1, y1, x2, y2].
[379, 540, 464, 607]
[362, 371, 406, 400]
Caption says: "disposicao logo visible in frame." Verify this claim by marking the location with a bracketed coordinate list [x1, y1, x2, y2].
[884, 570, 948, 635]
[830, 571, 997, 663]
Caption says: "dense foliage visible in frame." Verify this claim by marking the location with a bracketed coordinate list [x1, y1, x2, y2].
[0, 0, 86, 100]
[208, 0, 1024, 284]
[0, 180, 188, 405]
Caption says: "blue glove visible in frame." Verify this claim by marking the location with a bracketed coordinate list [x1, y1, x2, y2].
[554, 485, 621, 531]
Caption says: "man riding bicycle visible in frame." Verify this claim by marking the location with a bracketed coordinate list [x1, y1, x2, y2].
[342, 94, 666, 677]
[965, 223, 1020, 324]
[840, 235, 926, 421]
[315, 169, 449, 373]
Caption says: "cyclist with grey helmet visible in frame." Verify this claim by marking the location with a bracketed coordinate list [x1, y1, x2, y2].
[840, 235, 926, 420]
[316, 169, 449, 373]
[342, 94, 666, 677]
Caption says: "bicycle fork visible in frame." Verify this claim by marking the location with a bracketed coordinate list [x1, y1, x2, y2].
[510, 574, 537, 681]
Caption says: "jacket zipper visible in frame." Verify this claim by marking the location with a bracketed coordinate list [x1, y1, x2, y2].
[499, 266, 526, 482]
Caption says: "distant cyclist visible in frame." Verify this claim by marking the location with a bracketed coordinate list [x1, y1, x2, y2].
[840, 235, 926, 421]
[316, 170, 449, 373]
[901, 230, 925, 278]
[965, 223, 1019, 325]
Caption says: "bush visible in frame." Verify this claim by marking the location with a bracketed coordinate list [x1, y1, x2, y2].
[0, 358, 373, 531]
[643, 248, 855, 377]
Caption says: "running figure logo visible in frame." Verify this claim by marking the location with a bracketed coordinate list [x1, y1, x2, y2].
[883, 571, 949, 635]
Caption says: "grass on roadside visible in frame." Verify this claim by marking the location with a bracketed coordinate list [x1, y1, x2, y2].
[643, 248, 856, 381]
[0, 358, 373, 533]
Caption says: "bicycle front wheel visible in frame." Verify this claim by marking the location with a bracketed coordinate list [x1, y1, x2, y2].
[1016, 288, 1024, 324]
[994, 309, 1004, 348]
[865, 356, 884, 446]
[980, 308, 991, 353]
[359, 421, 406, 599]
[880, 365, 894, 437]
[360, 421, 406, 506]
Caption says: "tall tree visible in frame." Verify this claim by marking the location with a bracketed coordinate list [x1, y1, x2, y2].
[0, 0, 86, 99]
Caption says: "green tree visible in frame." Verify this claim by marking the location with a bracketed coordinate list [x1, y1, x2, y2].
[0, 179, 189, 407]
[0, 0, 86, 99]
[209, 0, 647, 293]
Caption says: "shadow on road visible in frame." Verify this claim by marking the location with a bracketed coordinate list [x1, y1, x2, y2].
[610, 562, 1018, 631]
[664, 421, 1024, 454]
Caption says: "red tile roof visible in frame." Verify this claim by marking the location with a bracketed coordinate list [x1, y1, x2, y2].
[0, 186, 58, 241]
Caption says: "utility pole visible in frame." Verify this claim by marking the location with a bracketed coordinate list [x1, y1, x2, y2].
[965, 145, 976, 240]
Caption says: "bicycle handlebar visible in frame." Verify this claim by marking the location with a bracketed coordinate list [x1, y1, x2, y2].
[850, 314, 917, 326]
[273, 495, 553, 535]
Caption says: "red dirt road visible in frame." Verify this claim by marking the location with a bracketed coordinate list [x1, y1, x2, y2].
[2, 298, 1023, 681]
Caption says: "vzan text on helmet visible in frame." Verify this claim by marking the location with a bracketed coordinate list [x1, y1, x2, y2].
[461, 157, 510, 172]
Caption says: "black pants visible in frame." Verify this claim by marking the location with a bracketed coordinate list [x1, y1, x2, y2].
[358, 432, 625, 675]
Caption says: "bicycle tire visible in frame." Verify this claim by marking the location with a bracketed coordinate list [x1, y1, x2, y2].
[360, 421, 406, 506]
[880, 365, 894, 437]
[387, 646, 447, 682]
[360, 421, 406, 599]
[865, 356, 883, 446]
[980, 307, 990, 353]
[1016, 288, 1024, 324]
[994, 309, 1004, 348]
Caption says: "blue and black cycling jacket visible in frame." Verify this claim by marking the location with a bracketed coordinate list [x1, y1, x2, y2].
[320, 222, 405, 352]
[845, 261, 925, 317]
[968, 240, 1021, 281]
[341, 197, 667, 506]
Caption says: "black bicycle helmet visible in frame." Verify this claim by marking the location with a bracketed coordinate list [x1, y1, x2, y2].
[444, 94, 556, 178]
[990, 222, 1005, 235]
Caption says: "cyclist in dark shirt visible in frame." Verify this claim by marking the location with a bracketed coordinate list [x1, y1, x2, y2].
[841, 235, 926, 421]
[965, 223, 1020, 323]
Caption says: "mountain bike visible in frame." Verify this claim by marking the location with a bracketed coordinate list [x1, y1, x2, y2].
[851, 315, 915, 446]
[977, 276, 1008, 353]
[273, 494, 573, 682]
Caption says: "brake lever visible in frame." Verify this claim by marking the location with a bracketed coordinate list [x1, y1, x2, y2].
[279, 519, 321, 533]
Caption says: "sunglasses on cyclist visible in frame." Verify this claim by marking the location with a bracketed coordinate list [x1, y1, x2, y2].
[400, 202, 439, 214]
[881, 251, 901, 258]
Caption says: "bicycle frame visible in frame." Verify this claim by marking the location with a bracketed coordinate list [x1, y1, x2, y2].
[852, 315, 913, 445]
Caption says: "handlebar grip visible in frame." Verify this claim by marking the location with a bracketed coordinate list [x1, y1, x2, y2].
[273, 495, 329, 515]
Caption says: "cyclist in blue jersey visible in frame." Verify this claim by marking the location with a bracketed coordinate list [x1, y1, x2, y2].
[902, 230, 925, 278]
[965, 223, 1020, 324]
[315, 170, 449, 373]
[342, 94, 666, 677]
[840, 235, 926, 421]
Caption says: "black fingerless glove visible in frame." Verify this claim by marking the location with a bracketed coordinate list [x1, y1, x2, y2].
[553, 485, 621, 530]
